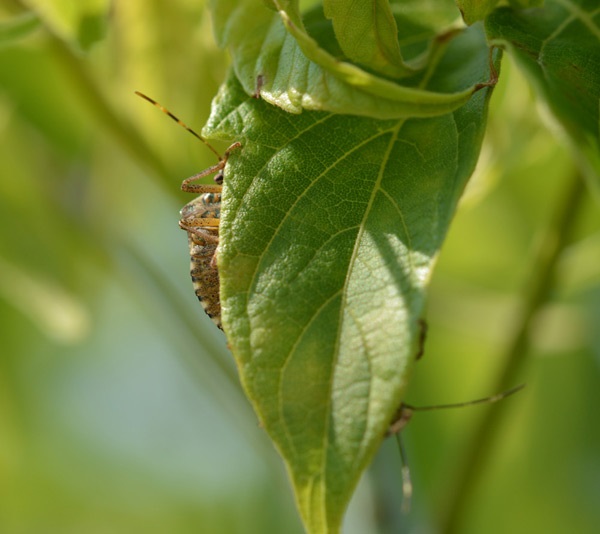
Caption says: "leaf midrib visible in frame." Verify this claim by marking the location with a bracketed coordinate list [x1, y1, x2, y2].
[319, 117, 408, 522]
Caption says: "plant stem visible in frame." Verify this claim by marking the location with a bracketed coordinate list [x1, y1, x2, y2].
[48, 37, 172, 183]
[440, 169, 587, 534]
[8, 0, 171, 184]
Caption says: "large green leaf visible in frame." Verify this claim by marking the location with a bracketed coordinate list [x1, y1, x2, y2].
[203, 24, 497, 532]
[210, 0, 490, 118]
[486, 0, 600, 192]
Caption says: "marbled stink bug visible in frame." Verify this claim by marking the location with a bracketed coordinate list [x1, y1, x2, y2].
[136, 91, 240, 330]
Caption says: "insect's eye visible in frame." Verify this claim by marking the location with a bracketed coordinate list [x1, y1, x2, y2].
[214, 172, 224, 185]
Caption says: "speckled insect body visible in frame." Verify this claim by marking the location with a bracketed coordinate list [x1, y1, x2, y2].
[178, 145, 240, 330]
[179, 188, 222, 328]
[136, 91, 240, 331]
[186, 227, 221, 326]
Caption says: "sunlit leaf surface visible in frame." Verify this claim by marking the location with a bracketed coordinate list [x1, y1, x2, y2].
[203, 23, 496, 530]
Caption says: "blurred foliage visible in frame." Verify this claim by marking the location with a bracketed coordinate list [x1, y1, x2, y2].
[0, 1, 598, 533]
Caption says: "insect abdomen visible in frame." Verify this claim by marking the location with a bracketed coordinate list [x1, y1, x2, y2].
[188, 229, 222, 329]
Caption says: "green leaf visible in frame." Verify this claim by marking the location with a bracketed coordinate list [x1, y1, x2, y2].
[456, 1, 546, 25]
[506, 0, 545, 8]
[204, 24, 497, 532]
[210, 0, 489, 118]
[486, 0, 600, 193]
[0, 12, 40, 46]
[455, 0, 501, 24]
[21, 0, 110, 51]
[322, 0, 410, 77]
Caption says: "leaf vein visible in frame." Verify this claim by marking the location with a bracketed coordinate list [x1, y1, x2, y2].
[323, 119, 406, 513]
[552, 0, 600, 39]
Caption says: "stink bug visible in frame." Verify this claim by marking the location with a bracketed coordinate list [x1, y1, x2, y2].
[135, 91, 241, 330]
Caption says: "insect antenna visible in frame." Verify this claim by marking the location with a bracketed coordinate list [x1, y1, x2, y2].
[403, 383, 525, 413]
[394, 434, 413, 514]
[391, 383, 525, 514]
[135, 91, 222, 161]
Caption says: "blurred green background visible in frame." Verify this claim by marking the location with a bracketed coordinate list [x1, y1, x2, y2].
[0, 1, 598, 533]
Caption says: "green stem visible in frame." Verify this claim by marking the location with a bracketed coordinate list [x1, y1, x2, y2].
[8, 0, 171, 183]
[440, 169, 587, 534]
[46, 34, 172, 184]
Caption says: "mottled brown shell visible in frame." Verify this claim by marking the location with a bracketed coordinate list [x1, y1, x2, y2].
[177, 143, 240, 331]
[135, 91, 238, 332]
[180, 189, 223, 330]
[187, 228, 221, 329]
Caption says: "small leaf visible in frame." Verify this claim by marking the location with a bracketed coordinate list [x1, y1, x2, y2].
[507, 0, 545, 8]
[22, 0, 110, 51]
[456, 0, 501, 24]
[322, 0, 410, 77]
[204, 24, 497, 532]
[486, 0, 600, 192]
[456, 1, 546, 24]
[210, 0, 489, 119]
[0, 12, 40, 46]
